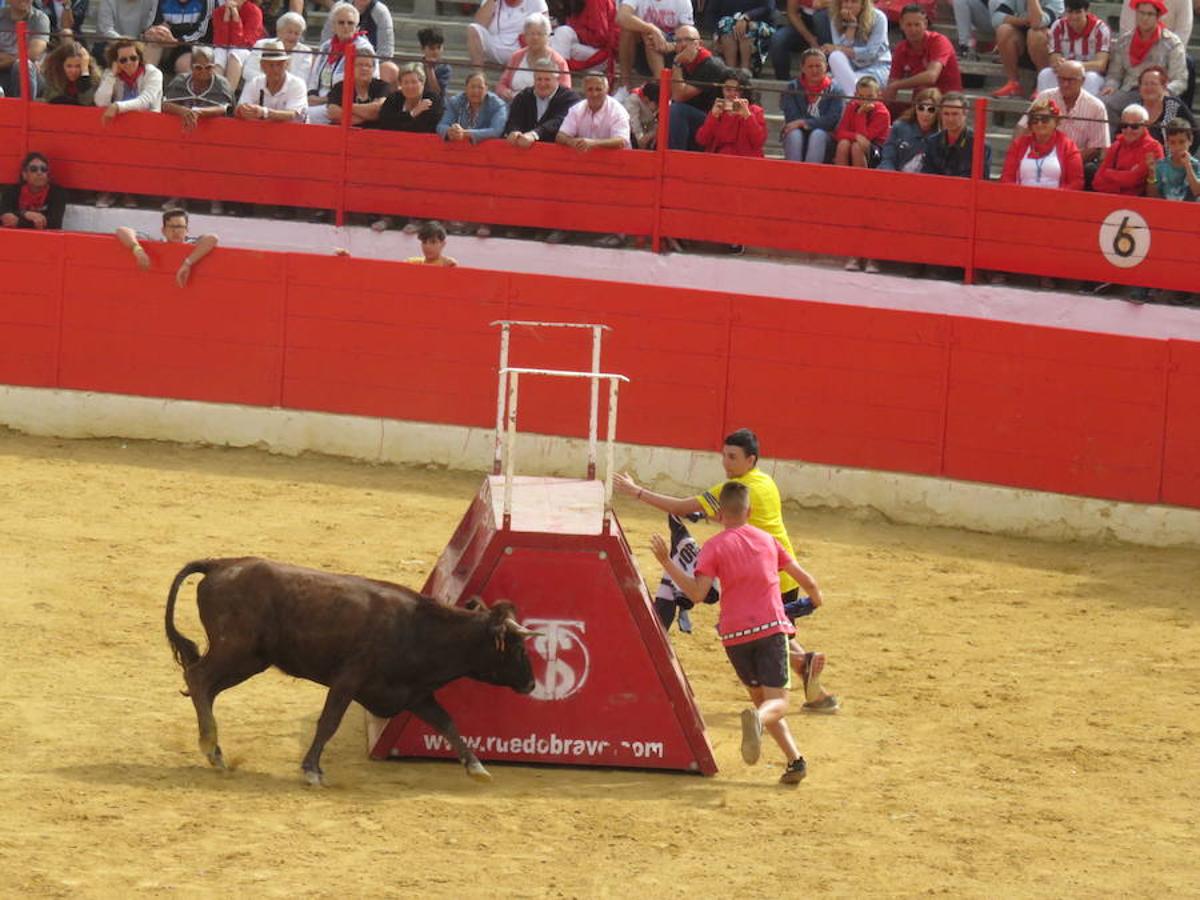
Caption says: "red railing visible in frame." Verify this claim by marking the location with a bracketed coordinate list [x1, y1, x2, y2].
[5, 24, 1199, 292]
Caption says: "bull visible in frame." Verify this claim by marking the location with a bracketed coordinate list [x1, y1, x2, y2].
[164, 557, 539, 786]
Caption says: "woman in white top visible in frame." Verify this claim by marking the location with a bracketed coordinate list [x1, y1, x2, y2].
[94, 39, 164, 209]
[308, 2, 377, 123]
[495, 13, 571, 100]
[242, 12, 313, 86]
[822, 0, 891, 100]
[1001, 96, 1085, 189]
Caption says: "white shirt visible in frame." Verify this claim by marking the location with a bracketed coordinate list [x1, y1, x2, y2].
[487, 0, 549, 47]
[1018, 146, 1063, 188]
[621, 0, 693, 34]
[242, 38, 314, 87]
[240, 72, 308, 119]
[560, 95, 631, 146]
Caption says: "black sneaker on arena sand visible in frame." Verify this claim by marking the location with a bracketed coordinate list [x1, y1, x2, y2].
[780, 757, 807, 784]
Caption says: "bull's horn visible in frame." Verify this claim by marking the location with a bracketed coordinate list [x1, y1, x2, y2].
[504, 619, 542, 639]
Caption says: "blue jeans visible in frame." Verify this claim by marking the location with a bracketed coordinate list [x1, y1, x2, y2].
[783, 127, 831, 164]
[668, 102, 708, 151]
[767, 12, 832, 80]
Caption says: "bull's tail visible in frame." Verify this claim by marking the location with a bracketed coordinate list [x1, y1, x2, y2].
[165, 560, 216, 669]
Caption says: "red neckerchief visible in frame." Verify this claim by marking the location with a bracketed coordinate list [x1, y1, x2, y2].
[18, 184, 49, 212]
[681, 46, 713, 76]
[328, 30, 365, 67]
[1065, 12, 1100, 42]
[1027, 133, 1058, 159]
[802, 74, 831, 104]
[1128, 22, 1163, 67]
[65, 79, 80, 97]
[117, 64, 144, 92]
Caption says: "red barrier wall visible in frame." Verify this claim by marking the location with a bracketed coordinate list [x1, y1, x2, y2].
[4, 97, 1200, 290]
[2, 229, 1197, 510]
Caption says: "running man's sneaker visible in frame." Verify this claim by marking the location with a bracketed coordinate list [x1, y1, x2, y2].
[780, 756, 807, 784]
[740, 707, 762, 764]
[802, 694, 841, 714]
[677, 607, 693, 633]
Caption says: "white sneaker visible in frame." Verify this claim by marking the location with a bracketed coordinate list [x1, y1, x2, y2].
[613, 86, 630, 103]
[864, 259, 881, 274]
[844, 257, 861, 271]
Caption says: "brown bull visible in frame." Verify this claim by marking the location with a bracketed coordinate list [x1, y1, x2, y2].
[165, 557, 538, 785]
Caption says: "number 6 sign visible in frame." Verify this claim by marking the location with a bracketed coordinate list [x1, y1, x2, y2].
[1099, 209, 1151, 269]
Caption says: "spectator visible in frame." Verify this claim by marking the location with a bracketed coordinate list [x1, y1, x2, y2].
[326, 50, 390, 126]
[309, 2, 376, 123]
[243, 12, 312, 87]
[667, 25, 726, 150]
[1036, 0, 1110, 96]
[550, 0, 618, 69]
[258, 0, 302, 38]
[990, 0, 1062, 99]
[1138, 64, 1197, 151]
[1, 153, 66, 231]
[1102, 0, 1187, 117]
[142, 0, 218, 75]
[377, 61, 443, 132]
[1146, 117, 1198, 200]
[469, 0, 550, 69]
[823, 0, 891, 100]
[1015, 59, 1110, 171]
[624, 78, 661, 149]
[211, 0, 265, 90]
[163, 45, 234, 131]
[781, 47, 843, 163]
[768, 0, 833, 80]
[882, 4, 963, 104]
[952, 0, 994, 57]
[922, 91, 992, 177]
[406, 221, 458, 267]
[496, 13, 570, 101]
[96, 38, 164, 118]
[0, 0, 49, 98]
[696, 68, 767, 156]
[417, 26, 452, 96]
[42, 39, 99, 105]
[1001, 96, 1084, 187]
[94, 0, 158, 63]
[1092, 102, 1164, 193]
[711, 0, 776, 73]
[319, 0, 397, 84]
[43, 0, 89, 39]
[1118, 0, 1191, 44]
[503, 56, 582, 147]
[236, 38, 307, 121]
[115, 208, 218, 288]
[616, 0, 693, 89]
[835, 74, 888, 273]
[557, 69, 632, 150]
[879, 84, 939, 170]
[438, 70, 509, 143]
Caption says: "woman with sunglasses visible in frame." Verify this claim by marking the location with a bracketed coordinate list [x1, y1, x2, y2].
[95, 40, 163, 209]
[42, 39, 99, 105]
[1093, 102, 1164, 194]
[1001, 97, 1084, 189]
[878, 85, 940, 171]
[1, 153, 67, 231]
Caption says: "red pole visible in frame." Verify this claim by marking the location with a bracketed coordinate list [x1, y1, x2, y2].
[650, 68, 671, 253]
[965, 96, 988, 285]
[335, 43, 356, 228]
[16, 21, 31, 155]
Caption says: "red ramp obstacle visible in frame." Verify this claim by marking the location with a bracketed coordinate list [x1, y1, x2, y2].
[368, 322, 717, 775]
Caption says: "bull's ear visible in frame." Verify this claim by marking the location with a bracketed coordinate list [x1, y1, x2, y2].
[489, 599, 517, 621]
[464, 596, 487, 612]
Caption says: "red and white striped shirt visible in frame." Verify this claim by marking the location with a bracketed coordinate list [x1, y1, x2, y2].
[1049, 14, 1111, 61]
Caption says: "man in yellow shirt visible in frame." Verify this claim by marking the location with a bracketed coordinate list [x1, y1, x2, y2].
[616, 428, 839, 712]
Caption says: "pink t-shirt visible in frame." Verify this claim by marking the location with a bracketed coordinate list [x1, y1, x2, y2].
[695, 525, 796, 647]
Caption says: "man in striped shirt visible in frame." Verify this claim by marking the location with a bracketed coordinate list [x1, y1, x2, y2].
[1037, 0, 1111, 95]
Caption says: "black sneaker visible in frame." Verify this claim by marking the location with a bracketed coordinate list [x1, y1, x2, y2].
[780, 756, 807, 785]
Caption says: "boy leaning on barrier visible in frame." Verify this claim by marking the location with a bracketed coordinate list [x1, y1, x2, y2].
[115, 208, 219, 288]
[651, 481, 823, 785]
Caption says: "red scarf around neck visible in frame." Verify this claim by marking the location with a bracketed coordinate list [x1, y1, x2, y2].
[1066, 12, 1100, 41]
[117, 64, 144, 93]
[19, 184, 49, 213]
[1027, 133, 1058, 159]
[328, 30, 366, 67]
[681, 46, 713, 75]
[802, 74, 832, 104]
[1128, 21, 1163, 67]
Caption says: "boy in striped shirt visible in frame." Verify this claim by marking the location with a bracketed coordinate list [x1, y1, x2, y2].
[651, 481, 824, 785]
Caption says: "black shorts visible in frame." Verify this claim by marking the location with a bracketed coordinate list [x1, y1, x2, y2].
[724, 633, 790, 689]
[634, 42, 676, 76]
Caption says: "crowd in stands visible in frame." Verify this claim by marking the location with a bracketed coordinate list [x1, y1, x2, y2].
[0, 0, 1197, 296]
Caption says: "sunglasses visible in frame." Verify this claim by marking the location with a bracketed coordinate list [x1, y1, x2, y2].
[26, 164, 49, 173]
[1120, 122, 1144, 130]
[915, 103, 937, 112]
[192, 63, 215, 69]
[1029, 114, 1055, 124]
[118, 55, 139, 63]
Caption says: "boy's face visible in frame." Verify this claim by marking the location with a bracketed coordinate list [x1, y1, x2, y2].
[1166, 132, 1191, 159]
[856, 85, 878, 105]
[423, 42, 443, 62]
[420, 236, 445, 261]
[721, 445, 756, 478]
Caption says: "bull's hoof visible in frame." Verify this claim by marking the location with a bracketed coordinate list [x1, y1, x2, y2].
[466, 761, 492, 783]
[303, 768, 325, 787]
[206, 746, 227, 769]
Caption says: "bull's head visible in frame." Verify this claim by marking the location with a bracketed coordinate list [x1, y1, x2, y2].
[470, 600, 540, 694]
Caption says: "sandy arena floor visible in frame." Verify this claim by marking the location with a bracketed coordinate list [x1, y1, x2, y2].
[0, 429, 1197, 898]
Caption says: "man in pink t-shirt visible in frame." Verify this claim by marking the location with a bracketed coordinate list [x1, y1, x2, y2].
[651, 481, 825, 785]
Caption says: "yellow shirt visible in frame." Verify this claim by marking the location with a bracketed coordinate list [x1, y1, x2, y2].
[696, 467, 799, 593]
[405, 256, 456, 266]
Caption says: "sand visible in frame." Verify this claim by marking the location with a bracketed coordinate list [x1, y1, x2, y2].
[1, 429, 1197, 898]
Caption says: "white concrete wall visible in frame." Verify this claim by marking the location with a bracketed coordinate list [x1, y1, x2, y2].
[3, 385, 1197, 548]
